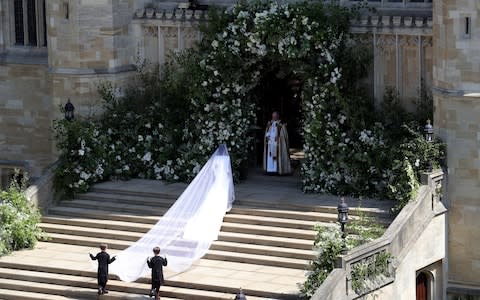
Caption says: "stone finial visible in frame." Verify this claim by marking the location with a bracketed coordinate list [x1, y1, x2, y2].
[427, 17, 433, 28]
[135, 8, 145, 18]
[185, 9, 194, 20]
[155, 9, 164, 19]
[360, 15, 369, 26]
[392, 16, 401, 27]
[145, 8, 155, 18]
[403, 16, 412, 27]
[381, 15, 391, 26]
[414, 17, 424, 28]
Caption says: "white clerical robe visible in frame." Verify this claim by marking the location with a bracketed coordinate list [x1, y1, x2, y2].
[263, 120, 292, 175]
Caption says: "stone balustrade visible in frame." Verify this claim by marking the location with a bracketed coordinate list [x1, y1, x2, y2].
[312, 170, 446, 300]
[134, 7, 208, 22]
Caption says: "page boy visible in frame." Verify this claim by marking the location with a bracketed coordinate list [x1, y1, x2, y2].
[147, 246, 168, 299]
[89, 244, 116, 295]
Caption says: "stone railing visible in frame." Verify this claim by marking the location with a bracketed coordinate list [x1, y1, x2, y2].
[24, 162, 58, 213]
[338, 0, 432, 10]
[312, 170, 445, 300]
[134, 7, 208, 22]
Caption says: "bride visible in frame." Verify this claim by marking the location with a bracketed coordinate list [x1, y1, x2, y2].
[108, 145, 234, 282]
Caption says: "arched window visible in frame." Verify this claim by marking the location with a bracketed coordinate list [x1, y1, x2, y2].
[12, 0, 46, 47]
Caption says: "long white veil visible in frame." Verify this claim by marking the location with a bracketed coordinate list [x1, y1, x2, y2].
[109, 145, 235, 282]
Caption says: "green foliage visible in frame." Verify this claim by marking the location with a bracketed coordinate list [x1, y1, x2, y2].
[300, 211, 386, 298]
[350, 250, 393, 295]
[53, 0, 357, 196]
[52, 0, 444, 213]
[0, 173, 45, 256]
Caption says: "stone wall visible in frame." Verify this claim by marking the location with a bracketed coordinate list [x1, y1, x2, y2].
[435, 94, 480, 289]
[47, 0, 135, 70]
[369, 215, 446, 299]
[433, 0, 480, 295]
[0, 63, 53, 177]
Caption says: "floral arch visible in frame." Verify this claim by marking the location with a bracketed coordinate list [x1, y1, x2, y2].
[178, 1, 351, 188]
[54, 1, 444, 209]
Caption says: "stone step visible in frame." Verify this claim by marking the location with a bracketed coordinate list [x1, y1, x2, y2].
[230, 206, 344, 223]
[76, 191, 175, 207]
[0, 254, 301, 299]
[41, 216, 315, 242]
[43, 211, 320, 233]
[42, 232, 308, 269]
[0, 289, 73, 300]
[56, 198, 344, 224]
[221, 222, 316, 240]
[205, 250, 308, 269]
[48, 206, 161, 224]
[41, 215, 314, 250]
[211, 241, 315, 260]
[40, 220, 314, 260]
[0, 277, 152, 300]
[0, 271, 259, 300]
[91, 185, 393, 219]
[57, 199, 167, 215]
[91, 186, 177, 200]
[225, 214, 318, 230]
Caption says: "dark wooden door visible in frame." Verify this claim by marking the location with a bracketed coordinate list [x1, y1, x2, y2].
[416, 272, 428, 300]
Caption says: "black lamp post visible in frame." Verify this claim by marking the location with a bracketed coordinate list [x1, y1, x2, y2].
[424, 119, 434, 172]
[64, 99, 75, 121]
[337, 197, 349, 255]
[234, 288, 246, 300]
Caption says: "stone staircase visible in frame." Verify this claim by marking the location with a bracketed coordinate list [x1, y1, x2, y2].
[0, 179, 392, 300]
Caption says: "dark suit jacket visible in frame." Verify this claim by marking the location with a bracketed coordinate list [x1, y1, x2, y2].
[90, 252, 116, 278]
[147, 256, 168, 284]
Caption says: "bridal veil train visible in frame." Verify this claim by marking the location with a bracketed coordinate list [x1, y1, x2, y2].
[109, 145, 235, 282]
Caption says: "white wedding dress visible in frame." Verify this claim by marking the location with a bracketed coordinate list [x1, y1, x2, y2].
[109, 145, 235, 282]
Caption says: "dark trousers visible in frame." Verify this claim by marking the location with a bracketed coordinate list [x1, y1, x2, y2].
[98, 275, 107, 289]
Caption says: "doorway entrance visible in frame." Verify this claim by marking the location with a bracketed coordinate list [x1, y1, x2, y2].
[252, 67, 303, 168]
[416, 272, 429, 300]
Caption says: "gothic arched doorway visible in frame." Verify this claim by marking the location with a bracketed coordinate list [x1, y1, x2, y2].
[416, 272, 429, 300]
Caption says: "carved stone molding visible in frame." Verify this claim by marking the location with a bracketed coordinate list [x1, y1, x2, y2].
[143, 26, 158, 37]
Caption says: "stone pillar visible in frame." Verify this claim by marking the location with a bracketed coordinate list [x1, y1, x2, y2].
[432, 0, 480, 297]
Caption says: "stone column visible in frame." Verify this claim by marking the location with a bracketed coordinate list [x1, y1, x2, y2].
[433, 1, 480, 297]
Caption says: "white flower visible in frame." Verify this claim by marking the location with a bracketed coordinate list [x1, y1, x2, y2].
[138, 135, 144, 142]
[211, 40, 219, 49]
[142, 152, 152, 162]
[145, 123, 151, 128]
[78, 149, 85, 156]
[123, 165, 130, 171]
[301, 16, 309, 26]
[214, 70, 219, 76]
[202, 81, 208, 87]
[415, 159, 420, 167]
[80, 171, 90, 180]
[95, 165, 104, 176]
[116, 155, 121, 161]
